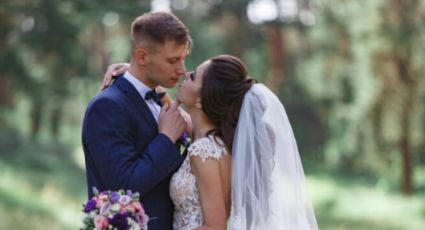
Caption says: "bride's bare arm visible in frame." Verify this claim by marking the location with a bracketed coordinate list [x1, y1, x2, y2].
[191, 157, 228, 230]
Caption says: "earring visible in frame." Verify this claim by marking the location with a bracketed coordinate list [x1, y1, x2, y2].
[195, 100, 202, 109]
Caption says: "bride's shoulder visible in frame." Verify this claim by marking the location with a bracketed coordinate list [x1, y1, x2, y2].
[188, 135, 228, 162]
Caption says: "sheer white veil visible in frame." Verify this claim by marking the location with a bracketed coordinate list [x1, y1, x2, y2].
[230, 84, 318, 230]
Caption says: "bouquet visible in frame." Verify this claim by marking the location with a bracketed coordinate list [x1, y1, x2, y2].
[81, 188, 149, 230]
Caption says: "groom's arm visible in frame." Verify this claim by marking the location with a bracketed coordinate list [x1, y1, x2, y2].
[83, 97, 184, 196]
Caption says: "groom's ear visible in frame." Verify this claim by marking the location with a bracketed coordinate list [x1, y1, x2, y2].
[135, 48, 149, 66]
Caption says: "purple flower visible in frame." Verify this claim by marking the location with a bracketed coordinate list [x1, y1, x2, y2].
[178, 132, 191, 147]
[84, 198, 97, 213]
[110, 191, 119, 204]
[180, 132, 187, 143]
[100, 191, 108, 196]
[92, 187, 99, 195]
[109, 213, 129, 230]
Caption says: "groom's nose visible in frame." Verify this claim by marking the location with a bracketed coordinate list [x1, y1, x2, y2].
[176, 62, 186, 77]
[183, 71, 190, 80]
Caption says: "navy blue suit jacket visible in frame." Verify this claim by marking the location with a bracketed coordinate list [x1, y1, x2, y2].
[82, 77, 186, 230]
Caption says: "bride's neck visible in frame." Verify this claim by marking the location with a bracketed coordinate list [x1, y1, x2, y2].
[188, 109, 217, 140]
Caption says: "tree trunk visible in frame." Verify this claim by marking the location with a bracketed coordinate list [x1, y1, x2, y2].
[50, 104, 62, 138]
[392, 52, 415, 195]
[265, 24, 286, 93]
[400, 85, 414, 194]
[220, 13, 243, 57]
[0, 76, 14, 107]
[30, 101, 43, 139]
[389, 0, 418, 195]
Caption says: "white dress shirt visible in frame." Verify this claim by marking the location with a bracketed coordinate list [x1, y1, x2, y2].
[123, 71, 161, 122]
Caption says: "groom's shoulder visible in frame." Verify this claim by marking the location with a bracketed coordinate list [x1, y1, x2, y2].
[86, 85, 125, 111]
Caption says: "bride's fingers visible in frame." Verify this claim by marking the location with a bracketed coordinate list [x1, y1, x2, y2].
[101, 76, 112, 90]
[115, 65, 128, 76]
[161, 103, 170, 113]
[100, 78, 107, 91]
[100, 64, 127, 90]
[101, 67, 115, 90]
[161, 94, 173, 106]
[100, 76, 108, 90]
[173, 100, 181, 109]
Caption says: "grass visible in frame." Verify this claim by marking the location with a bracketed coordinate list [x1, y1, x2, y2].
[308, 169, 425, 230]
[0, 140, 86, 230]
[0, 141, 424, 230]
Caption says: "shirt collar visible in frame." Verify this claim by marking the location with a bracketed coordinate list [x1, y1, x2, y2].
[123, 71, 153, 99]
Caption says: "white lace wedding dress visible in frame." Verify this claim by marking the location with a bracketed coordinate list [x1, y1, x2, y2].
[170, 136, 227, 230]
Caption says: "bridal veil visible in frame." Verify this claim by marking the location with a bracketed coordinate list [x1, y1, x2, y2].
[230, 84, 318, 230]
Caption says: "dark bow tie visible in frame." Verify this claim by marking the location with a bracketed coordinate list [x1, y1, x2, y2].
[145, 89, 166, 107]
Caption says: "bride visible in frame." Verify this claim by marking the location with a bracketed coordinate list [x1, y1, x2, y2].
[104, 55, 318, 230]
[170, 55, 318, 230]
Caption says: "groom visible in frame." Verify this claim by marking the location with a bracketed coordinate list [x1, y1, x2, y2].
[82, 12, 192, 230]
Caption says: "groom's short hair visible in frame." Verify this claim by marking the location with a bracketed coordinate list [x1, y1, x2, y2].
[131, 12, 192, 52]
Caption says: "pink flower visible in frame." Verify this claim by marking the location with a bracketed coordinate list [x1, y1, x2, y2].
[96, 199, 105, 208]
[95, 195, 108, 207]
[138, 213, 149, 229]
[131, 202, 142, 212]
[93, 215, 108, 229]
[121, 205, 134, 213]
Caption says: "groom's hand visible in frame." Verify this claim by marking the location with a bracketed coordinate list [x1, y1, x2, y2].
[158, 101, 187, 143]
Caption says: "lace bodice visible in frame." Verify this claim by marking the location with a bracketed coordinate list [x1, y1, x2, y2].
[170, 136, 227, 230]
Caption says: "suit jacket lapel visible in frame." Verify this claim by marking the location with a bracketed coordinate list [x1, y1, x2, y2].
[115, 77, 158, 132]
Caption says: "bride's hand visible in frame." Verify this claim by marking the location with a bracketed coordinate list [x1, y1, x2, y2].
[101, 63, 130, 90]
[157, 86, 173, 105]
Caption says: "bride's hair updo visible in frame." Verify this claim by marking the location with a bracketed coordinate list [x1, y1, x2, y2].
[201, 55, 255, 153]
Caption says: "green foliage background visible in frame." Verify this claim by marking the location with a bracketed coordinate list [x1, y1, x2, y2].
[0, 0, 424, 229]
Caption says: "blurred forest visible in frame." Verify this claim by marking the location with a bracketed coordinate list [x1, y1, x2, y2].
[1, 0, 424, 229]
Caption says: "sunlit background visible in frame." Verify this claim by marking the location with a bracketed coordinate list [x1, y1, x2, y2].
[1, 0, 424, 229]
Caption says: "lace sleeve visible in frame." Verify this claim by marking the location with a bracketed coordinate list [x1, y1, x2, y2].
[188, 136, 227, 162]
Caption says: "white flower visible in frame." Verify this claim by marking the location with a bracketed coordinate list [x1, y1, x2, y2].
[89, 211, 97, 218]
[99, 203, 110, 215]
[80, 213, 88, 221]
[118, 195, 131, 205]
[110, 203, 120, 212]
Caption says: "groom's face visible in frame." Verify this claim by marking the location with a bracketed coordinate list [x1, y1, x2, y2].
[146, 40, 189, 89]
